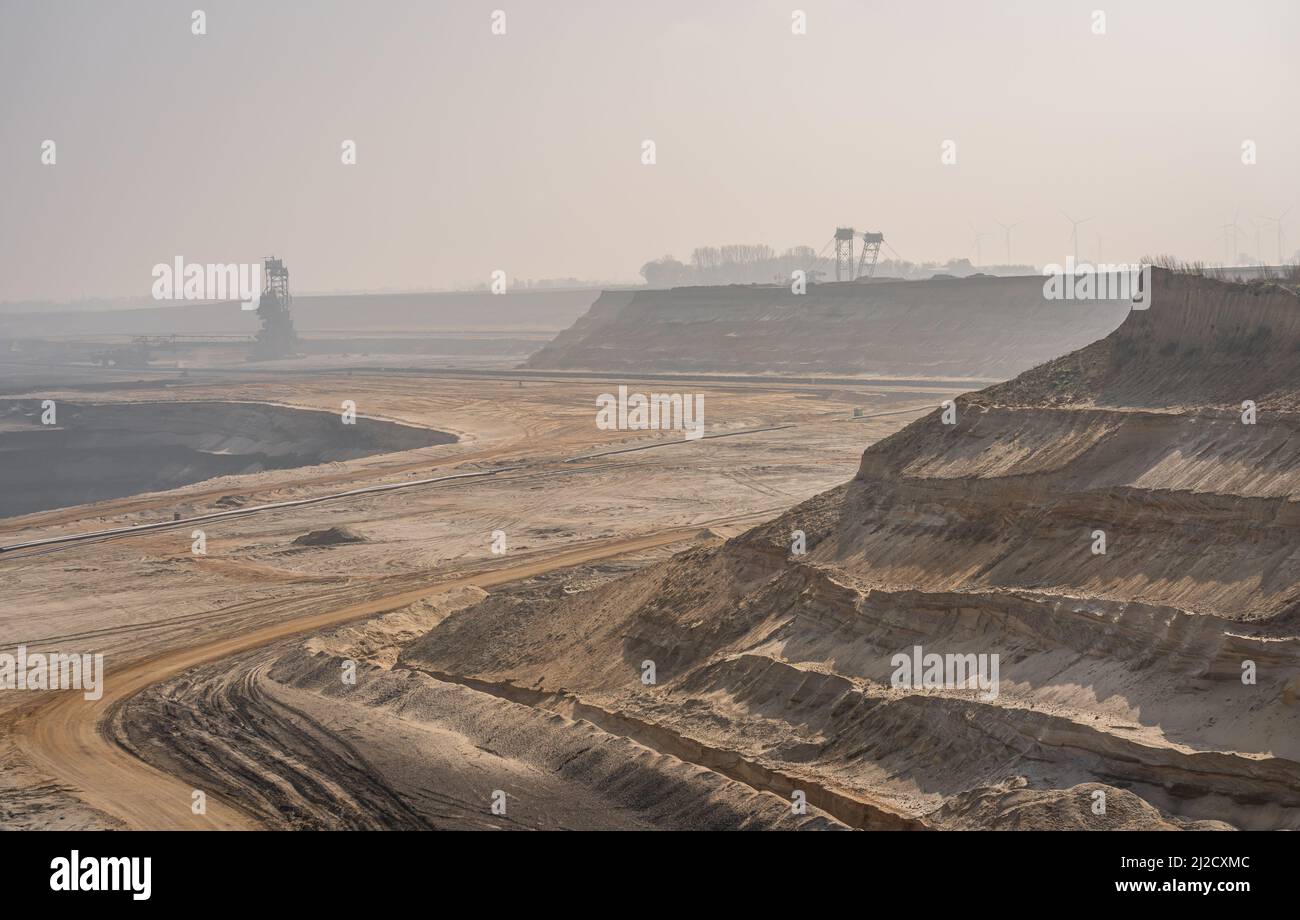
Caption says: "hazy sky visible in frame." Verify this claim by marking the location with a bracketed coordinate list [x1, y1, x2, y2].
[2, 0, 1297, 301]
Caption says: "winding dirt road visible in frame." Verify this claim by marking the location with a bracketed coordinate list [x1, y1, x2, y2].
[6, 527, 712, 831]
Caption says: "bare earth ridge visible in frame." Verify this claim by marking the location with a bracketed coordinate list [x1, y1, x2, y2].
[428, 271, 1300, 830]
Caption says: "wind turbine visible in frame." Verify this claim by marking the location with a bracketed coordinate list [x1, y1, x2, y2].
[995, 220, 1020, 265]
[1258, 208, 1291, 266]
[1061, 211, 1093, 266]
[969, 223, 992, 268]
[1218, 210, 1250, 265]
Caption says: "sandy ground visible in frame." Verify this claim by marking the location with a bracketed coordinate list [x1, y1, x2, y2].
[0, 370, 958, 829]
[7, 273, 1287, 832]
[390, 273, 1298, 832]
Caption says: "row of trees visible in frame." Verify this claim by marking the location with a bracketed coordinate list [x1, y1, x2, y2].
[640, 246, 825, 287]
[639, 245, 1012, 287]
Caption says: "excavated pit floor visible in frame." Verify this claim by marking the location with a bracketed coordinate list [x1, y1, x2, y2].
[0, 399, 455, 519]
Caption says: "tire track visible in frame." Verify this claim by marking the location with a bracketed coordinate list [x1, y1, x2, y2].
[3, 526, 726, 830]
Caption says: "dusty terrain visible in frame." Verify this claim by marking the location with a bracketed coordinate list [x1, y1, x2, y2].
[4, 270, 1292, 832]
[0, 365, 948, 829]
[455, 271, 1300, 830]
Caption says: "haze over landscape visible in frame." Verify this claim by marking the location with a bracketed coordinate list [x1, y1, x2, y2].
[2, 5, 1300, 897]
[2, 0, 1298, 303]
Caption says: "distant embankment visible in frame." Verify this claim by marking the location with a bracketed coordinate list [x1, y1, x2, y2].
[523, 277, 1134, 380]
[0, 289, 602, 338]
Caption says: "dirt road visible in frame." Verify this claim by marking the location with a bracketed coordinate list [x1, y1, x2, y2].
[6, 526, 713, 831]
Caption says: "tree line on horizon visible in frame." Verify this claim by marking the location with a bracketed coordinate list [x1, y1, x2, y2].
[639, 245, 1034, 287]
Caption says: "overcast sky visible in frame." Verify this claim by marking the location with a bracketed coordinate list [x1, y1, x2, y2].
[2, 0, 1297, 301]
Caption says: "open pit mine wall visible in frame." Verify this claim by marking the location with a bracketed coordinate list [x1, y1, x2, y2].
[976, 270, 1300, 410]
[14, 271, 1283, 830]
[747, 270, 1300, 826]
[838, 271, 1300, 620]
[1092, 270, 1300, 406]
[523, 276, 1134, 380]
[438, 270, 1300, 829]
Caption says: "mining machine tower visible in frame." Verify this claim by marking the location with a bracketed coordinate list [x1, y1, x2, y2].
[250, 256, 299, 361]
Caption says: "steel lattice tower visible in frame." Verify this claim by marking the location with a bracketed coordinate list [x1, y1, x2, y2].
[856, 232, 884, 280]
[834, 227, 856, 282]
[251, 256, 299, 361]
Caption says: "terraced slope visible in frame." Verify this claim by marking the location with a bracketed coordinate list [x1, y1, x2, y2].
[412, 270, 1300, 829]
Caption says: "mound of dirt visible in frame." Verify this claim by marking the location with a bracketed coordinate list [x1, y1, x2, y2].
[928, 780, 1232, 831]
[409, 270, 1300, 830]
[291, 526, 369, 547]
